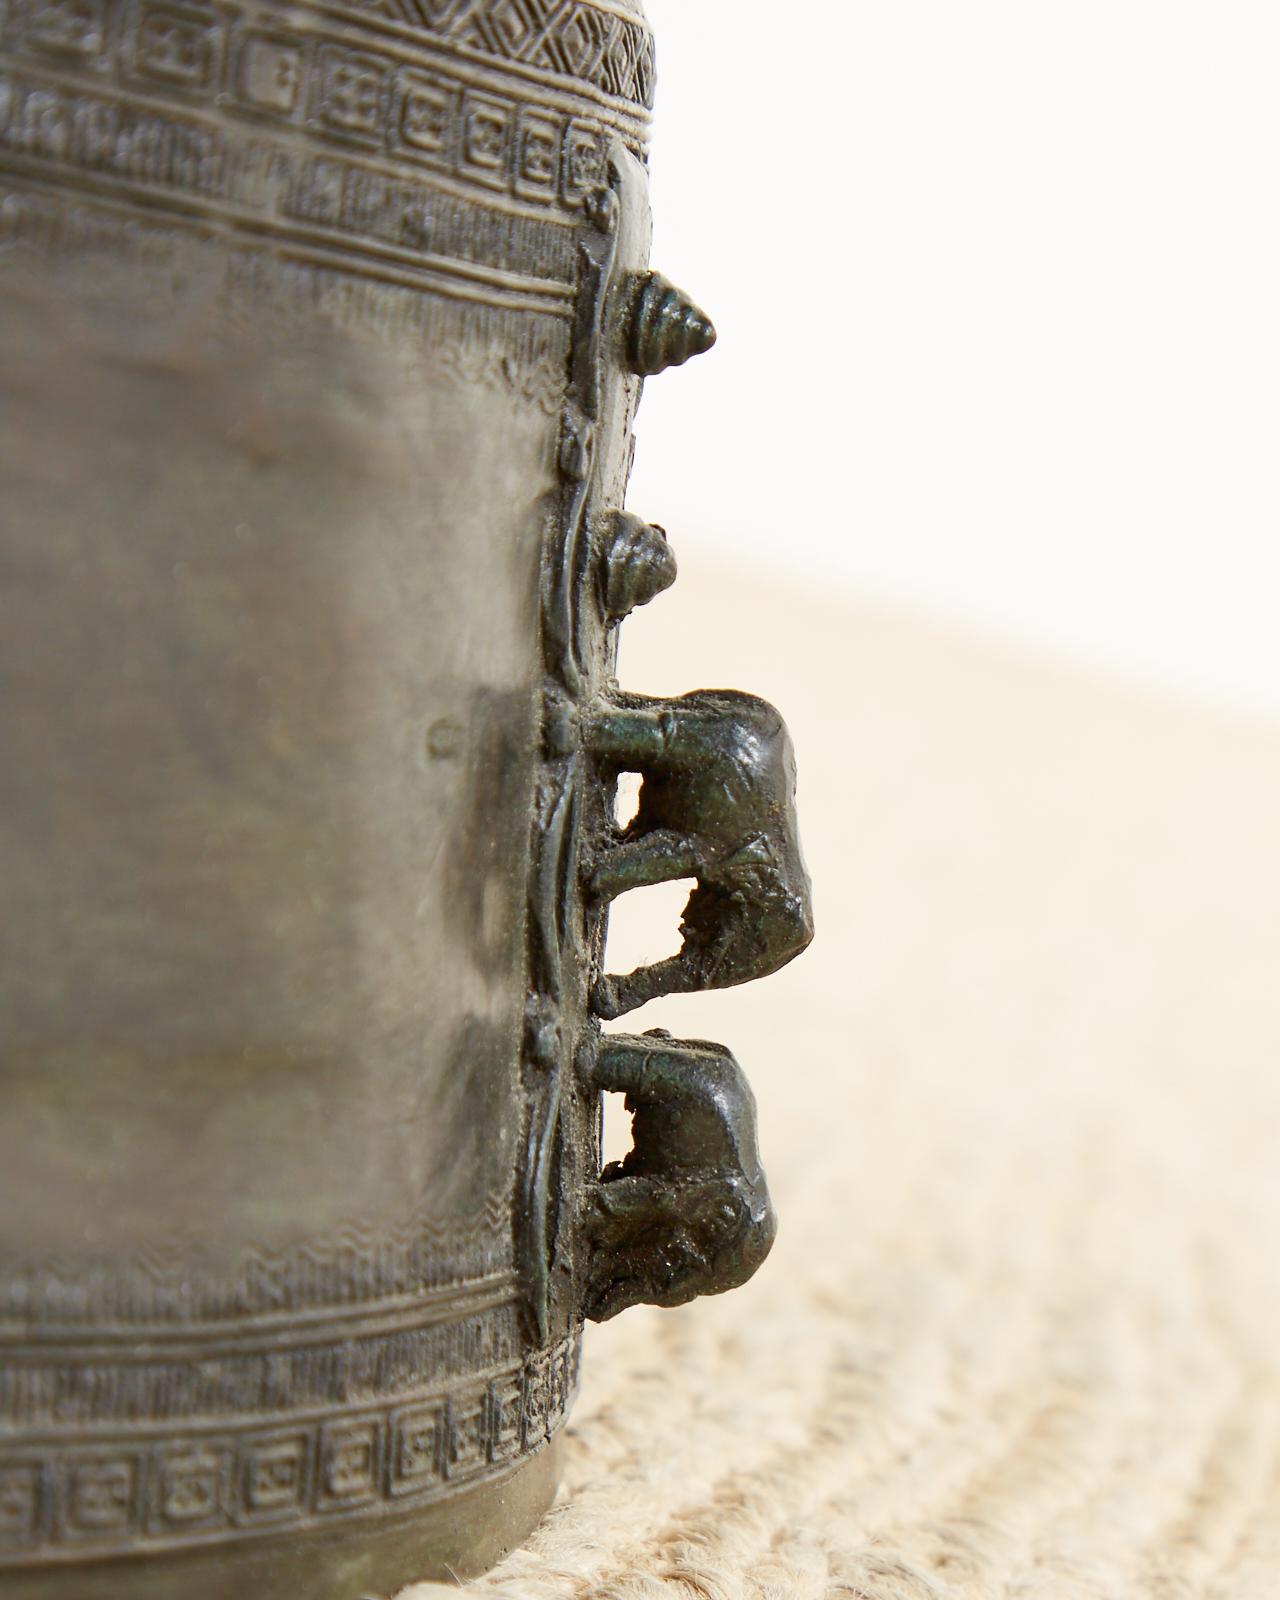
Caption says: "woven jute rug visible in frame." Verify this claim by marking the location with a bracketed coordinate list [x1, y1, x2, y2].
[402, 567, 1280, 1600]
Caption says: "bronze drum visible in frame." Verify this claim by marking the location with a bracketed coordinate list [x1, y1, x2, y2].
[0, 2, 812, 1594]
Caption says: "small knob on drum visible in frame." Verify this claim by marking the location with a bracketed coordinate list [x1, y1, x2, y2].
[626, 272, 717, 375]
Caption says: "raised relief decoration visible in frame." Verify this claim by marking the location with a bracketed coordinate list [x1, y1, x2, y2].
[0, 0, 650, 412]
[515, 150, 812, 1335]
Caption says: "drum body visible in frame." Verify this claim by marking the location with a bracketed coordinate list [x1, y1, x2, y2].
[0, 4, 810, 1595]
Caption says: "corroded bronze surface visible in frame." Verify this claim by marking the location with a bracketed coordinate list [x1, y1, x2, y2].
[0, 2, 812, 1593]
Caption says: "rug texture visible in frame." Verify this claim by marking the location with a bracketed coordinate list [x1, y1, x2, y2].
[401, 567, 1280, 1600]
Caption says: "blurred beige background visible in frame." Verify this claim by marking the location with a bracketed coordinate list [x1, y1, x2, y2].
[635, 0, 1280, 716]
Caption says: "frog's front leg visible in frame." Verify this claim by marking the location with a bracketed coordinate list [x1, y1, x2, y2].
[589, 828, 700, 901]
[593, 874, 751, 1017]
[593, 953, 695, 1020]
